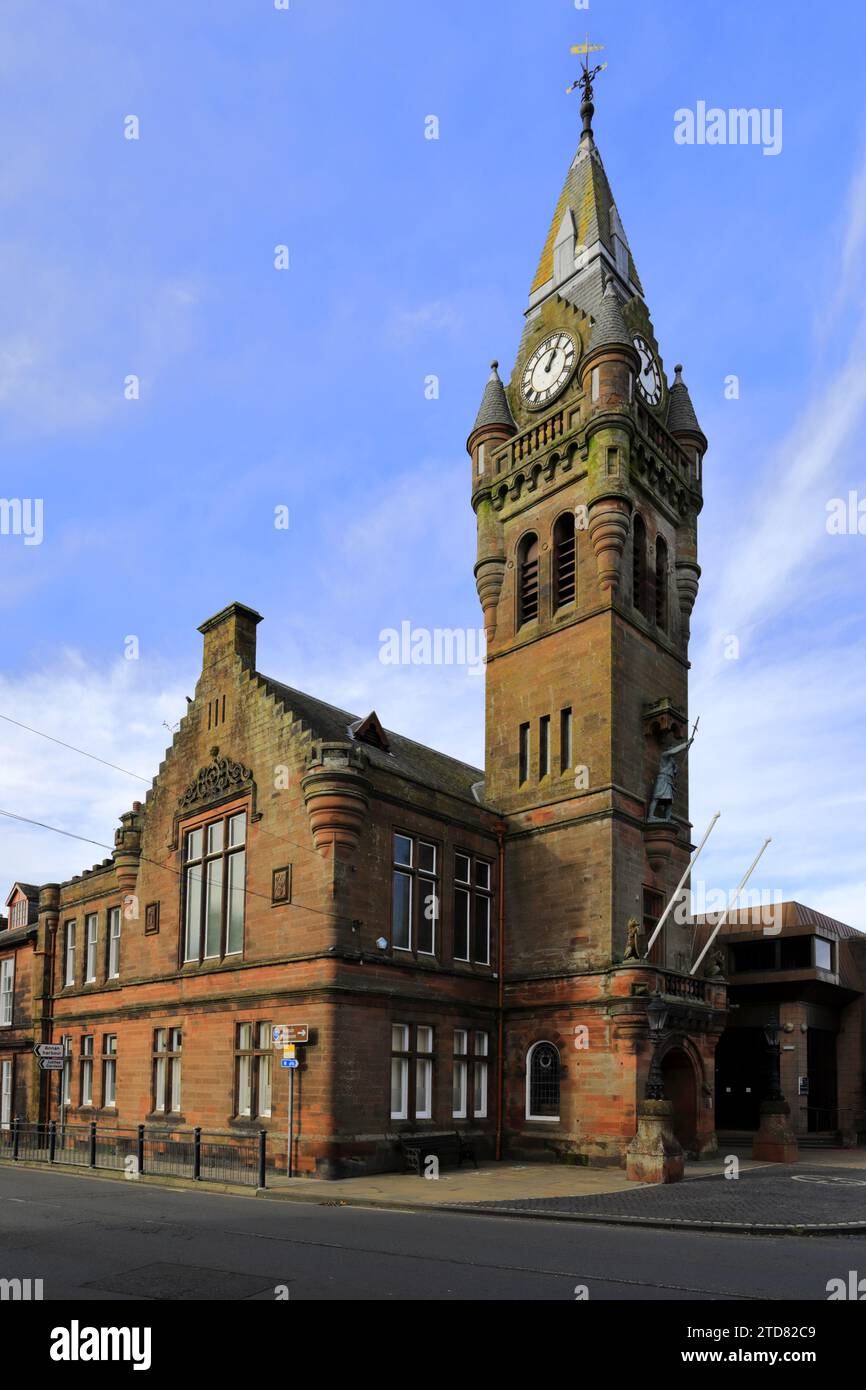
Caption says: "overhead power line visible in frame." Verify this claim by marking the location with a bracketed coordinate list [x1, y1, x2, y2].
[0, 712, 151, 783]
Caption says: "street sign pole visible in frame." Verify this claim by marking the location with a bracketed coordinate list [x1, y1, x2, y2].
[287, 1064, 295, 1178]
[272, 1025, 309, 1178]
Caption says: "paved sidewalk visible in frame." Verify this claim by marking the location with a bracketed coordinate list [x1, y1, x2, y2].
[263, 1147, 866, 1233]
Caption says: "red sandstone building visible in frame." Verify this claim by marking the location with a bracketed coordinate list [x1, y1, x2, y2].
[1, 87, 863, 1174]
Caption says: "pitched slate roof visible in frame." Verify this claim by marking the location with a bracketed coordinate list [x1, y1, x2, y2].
[4, 882, 39, 909]
[470, 361, 516, 437]
[588, 275, 632, 354]
[261, 678, 485, 806]
[530, 138, 642, 299]
[666, 364, 704, 437]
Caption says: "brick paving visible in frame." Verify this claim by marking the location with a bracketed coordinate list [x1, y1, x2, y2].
[458, 1164, 866, 1231]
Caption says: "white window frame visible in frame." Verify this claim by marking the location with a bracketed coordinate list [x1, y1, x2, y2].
[452, 1030, 468, 1119]
[415, 1025, 434, 1119]
[473, 1031, 489, 1119]
[183, 812, 247, 964]
[103, 1036, 117, 1107]
[390, 1024, 410, 1120]
[0, 959, 14, 1027]
[84, 914, 98, 983]
[153, 1029, 167, 1112]
[64, 922, 76, 987]
[257, 1021, 273, 1119]
[1, 1059, 11, 1130]
[61, 1036, 72, 1107]
[81, 1036, 94, 1107]
[525, 1040, 561, 1122]
[108, 907, 121, 979]
[237, 1022, 253, 1117]
[169, 1029, 182, 1113]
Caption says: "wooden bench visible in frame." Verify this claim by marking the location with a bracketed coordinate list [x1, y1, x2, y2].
[399, 1131, 478, 1177]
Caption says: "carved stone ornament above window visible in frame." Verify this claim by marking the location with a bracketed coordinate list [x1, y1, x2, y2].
[178, 745, 254, 812]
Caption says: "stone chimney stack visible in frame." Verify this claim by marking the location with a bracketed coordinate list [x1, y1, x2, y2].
[198, 602, 263, 673]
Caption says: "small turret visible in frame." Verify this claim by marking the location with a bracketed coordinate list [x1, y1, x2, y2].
[467, 361, 517, 455]
[580, 276, 639, 409]
[666, 366, 706, 636]
[468, 362, 515, 642]
[578, 279, 639, 596]
[666, 364, 707, 483]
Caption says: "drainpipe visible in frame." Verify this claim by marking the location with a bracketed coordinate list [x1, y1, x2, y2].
[32, 895, 59, 1128]
[494, 820, 507, 1161]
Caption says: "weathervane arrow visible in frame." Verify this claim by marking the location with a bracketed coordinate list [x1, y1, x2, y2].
[566, 34, 607, 95]
[566, 35, 607, 143]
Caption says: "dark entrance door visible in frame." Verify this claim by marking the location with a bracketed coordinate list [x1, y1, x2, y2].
[661, 1048, 697, 1153]
[806, 1028, 837, 1131]
[714, 1027, 765, 1130]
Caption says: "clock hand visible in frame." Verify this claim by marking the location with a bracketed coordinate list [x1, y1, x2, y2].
[544, 349, 557, 373]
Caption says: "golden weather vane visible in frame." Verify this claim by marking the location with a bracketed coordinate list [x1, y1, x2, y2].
[566, 36, 607, 138]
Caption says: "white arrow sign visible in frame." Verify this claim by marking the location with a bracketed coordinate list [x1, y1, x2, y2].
[33, 1044, 64, 1059]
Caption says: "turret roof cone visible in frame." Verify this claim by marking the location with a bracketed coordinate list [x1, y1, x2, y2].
[666, 364, 705, 439]
[588, 276, 633, 354]
[470, 360, 517, 436]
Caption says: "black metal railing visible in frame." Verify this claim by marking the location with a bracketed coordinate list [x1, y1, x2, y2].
[804, 1106, 864, 1137]
[0, 1119, 267, 1188]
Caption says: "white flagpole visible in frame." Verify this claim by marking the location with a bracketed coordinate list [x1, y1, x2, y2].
[643, 811, 721, 959]
[690, 837, 772, 977]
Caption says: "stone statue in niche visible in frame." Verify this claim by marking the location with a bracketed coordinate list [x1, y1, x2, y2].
[648, 721, 698, 822]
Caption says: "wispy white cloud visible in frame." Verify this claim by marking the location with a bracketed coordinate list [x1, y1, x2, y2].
[384, 300, 464, 344]
[691, 630, 866, 929]
[698, 328, 866, 677]
[690, 147, 866, 929]
[0, 250, 203, 435]
[0, 654, 190, 892]
[0, 635, 484, 898]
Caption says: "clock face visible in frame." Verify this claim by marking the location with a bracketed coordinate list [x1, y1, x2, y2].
[634, 336, 662, 406]
[521, 333, 577, 408]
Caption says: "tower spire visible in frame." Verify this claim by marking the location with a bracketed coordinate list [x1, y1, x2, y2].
[530, 43, 642, 313]
[567, 36, 607, 144]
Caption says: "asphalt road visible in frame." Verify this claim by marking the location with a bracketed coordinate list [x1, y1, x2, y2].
[1, 1166, 864, 1301]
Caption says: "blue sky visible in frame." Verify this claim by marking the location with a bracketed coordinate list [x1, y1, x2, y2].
[2, 0, 866, 927]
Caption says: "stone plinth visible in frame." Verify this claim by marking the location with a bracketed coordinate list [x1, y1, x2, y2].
[626, 1099, 685, 1184]
[751, 1100, 799, 1163]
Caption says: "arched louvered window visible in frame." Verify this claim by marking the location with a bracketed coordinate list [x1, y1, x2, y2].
[526, 1041, 561, 1121]
[632, 514, 648, 619]
[518, 533, 539, 626]
[553, 514, 576, 609]
[655, 536, 669, 631]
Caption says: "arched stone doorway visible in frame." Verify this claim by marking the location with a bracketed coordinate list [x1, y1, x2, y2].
[661, 1046, 698, 1154]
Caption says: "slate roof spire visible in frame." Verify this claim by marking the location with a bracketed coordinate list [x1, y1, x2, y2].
[666, 363, 706, 444]
[588, 275, 632, 354]
[470, 360, 517, 437]
[530, 50, 642, 321]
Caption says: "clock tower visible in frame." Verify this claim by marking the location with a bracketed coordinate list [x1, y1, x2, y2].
[468, 58, 724, 1167]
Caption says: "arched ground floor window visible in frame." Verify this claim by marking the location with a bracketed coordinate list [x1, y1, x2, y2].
[526, 1041, 561, 1121]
